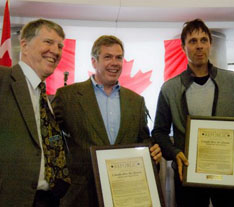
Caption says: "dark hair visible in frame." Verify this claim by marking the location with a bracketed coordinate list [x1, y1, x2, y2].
[181, 19, 212, 45]
[20, 18, 65, 41]
[91, 35, 124, 60]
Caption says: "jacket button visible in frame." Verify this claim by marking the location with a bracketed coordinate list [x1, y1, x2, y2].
[31, 182, 37, 189]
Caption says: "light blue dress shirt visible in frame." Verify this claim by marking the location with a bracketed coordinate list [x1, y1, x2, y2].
[91, 76, 120, 145]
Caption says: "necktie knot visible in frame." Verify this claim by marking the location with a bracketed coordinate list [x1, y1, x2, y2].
[39, 82, 46, 94]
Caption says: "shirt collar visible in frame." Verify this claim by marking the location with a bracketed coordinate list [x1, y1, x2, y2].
[19, 61, 42, 90]
[181, 60, 217, 89]
[90, 75, 120, 91]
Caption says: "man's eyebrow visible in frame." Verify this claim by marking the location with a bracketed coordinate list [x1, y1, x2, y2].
[188, 38, 197, 41]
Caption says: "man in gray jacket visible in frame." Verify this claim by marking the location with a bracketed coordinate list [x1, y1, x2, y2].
[152, 19, 234, 207]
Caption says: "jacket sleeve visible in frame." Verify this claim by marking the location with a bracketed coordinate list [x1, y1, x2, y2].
[52, 88, 68, 134]
[138, 97, 151, 143]
[151, 90, 181, 160]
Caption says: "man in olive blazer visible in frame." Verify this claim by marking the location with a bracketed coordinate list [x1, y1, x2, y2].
[53, 35, 161, 207]
[0, 19, 70, 206]
[53, 79, 152, 207]
[0, 65, 42, 206]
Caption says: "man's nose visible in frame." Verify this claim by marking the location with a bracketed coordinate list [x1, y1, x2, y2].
[111, 57, 120, 65]
[196, 41, 203, 49]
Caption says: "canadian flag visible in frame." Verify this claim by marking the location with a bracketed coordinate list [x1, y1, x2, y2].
[0, 0, 12, 67]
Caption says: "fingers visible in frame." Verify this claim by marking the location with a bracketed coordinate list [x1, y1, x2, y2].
[177, 157, 183, 181]
[150, 144, 162, 164]
[176, 152, 189, 181]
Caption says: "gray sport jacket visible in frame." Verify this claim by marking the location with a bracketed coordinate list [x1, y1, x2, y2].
[152, 62, 234, 161]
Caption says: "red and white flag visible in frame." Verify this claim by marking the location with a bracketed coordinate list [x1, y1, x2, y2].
[0, 0, 12, 67]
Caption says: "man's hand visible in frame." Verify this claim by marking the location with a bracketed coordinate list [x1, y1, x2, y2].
[176, 152, 189, 181]
[150, 144, 162, 164]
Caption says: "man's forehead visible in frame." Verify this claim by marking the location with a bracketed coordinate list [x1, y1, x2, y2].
[36, 26, 63, 39]
[100, 44, 123, 54]
[186, 29, 209, 39]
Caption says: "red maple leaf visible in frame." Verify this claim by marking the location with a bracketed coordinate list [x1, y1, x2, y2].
[119, 59, 152, 94]
[89, 59, 152, 95]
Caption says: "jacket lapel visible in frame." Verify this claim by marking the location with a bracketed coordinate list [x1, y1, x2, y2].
[10, 65, 40, 146]
[77, 79, 110, 145]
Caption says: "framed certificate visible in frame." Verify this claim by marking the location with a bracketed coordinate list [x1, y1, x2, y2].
[90, 143, 165, 207]
[183, 115, 234, 188]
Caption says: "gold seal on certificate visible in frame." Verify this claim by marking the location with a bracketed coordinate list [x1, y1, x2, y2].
[106, 157, 152, 207]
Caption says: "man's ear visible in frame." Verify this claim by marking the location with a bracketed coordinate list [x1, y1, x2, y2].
[91, 57, 97, 69]
[20, 39, 28, 55]
[181, 44, 185, 53]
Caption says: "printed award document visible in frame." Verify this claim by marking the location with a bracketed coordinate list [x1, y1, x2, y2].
[106, 157, 152, 207]
[196, 128, 234, 175]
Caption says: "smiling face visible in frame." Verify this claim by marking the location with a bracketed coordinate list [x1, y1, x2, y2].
[20, 26, 64, 81]
[92, 44, 123, 89]
[182, 29, 211, 72]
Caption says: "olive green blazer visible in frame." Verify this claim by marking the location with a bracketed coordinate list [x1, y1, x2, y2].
[53, 78, 150, 207]
[0, 65, 41, 206]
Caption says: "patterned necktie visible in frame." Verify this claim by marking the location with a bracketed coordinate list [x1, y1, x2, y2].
[39, 82, 71, 188]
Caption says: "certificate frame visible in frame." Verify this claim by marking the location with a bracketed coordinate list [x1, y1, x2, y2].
[90, 143, 165, 207]
[183, 115, 234, 189]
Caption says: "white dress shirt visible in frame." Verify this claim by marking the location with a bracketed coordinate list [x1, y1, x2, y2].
[19, 61, 49, 190]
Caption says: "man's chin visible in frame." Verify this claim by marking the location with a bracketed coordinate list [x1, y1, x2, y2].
[106, 79, 118, 86]
[45, 69, 56, 79]
[194, 59, 208, 67]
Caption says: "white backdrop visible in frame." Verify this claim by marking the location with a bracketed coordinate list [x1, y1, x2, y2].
[3, 16, 233, 130]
